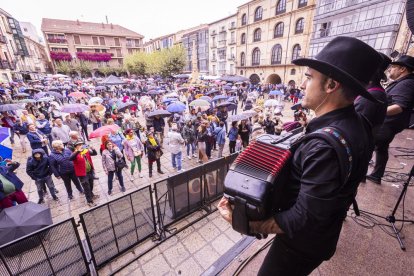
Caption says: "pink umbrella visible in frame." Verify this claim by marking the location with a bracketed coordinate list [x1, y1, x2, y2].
[89, 124, 120, 139]
[69, 92, 88, 98]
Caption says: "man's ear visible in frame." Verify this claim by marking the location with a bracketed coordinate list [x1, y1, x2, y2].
[326, 78, 340, 94]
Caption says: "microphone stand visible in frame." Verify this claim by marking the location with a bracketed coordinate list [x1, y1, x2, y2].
[359, 165, 414, 250]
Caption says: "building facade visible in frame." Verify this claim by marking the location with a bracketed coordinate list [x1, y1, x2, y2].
[236, 0, 316, 85]
[309, 0, 407, 58]
[181, 25, 209, 74]
[41, 18, 144, 76]
[144, 34, 174, 53]
[20, 22, 43, 44]
[208, 14, 238, 76]
[23, 36, 52, 77]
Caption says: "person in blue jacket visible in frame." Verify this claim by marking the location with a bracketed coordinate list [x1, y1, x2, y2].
[27, 124, 49, 155]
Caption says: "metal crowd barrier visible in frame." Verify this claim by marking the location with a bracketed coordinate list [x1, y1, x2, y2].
[0, 153, 240, 275]
[155, 153, 239, 231]
[79, 185, 156, 269]
[0, 218, 89, 276]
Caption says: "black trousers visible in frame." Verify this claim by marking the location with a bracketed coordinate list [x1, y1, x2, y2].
[80, 125, 89, 141]
[258, 237, 323, 276]
[79, 172, 94, 203]
[370, 124, 398, 179]
[148, 158, 161, 173]
[229, 141, 236, 154]
[61, 173, 83, 197]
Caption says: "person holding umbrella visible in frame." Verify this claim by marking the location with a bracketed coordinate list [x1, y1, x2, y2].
[70, 140, 98, 207]
[123, 129, 144, 178]
[182, 120, 197, 160]
[76, 111, 90, 141]
[153, 115, 165, 147]
[13, 118, 29, 153]
[145, 131, 164, 178]
[102, 141, 125, 195]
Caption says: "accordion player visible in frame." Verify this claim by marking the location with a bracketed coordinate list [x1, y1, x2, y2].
[224, 128, 304, 236]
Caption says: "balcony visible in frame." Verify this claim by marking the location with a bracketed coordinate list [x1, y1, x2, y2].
[227, 55, 235, 61]
[14, 49, 25, 56]
[218, 40, 226, 47]
[0, 35, 6, 44]
[210, 31, 216, 36]
[77, 52, 112, 61]
[126, 43, 140, 48]
[228, 24, 236, 30]
[47, 37, 68, 44]
[228, 40, 236, 45]
[211, 58, 217, 62]
[211, 43, 217, 49]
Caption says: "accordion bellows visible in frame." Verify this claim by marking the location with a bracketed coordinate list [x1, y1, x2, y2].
[224, 132, 302, 221]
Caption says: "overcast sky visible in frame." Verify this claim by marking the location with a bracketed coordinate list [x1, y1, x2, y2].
[2, 0, 246, 40]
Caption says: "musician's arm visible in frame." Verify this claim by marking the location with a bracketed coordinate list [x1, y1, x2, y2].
[249, 218, 284, 234]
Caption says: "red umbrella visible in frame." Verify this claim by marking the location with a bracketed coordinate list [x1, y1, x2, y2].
[89, 124, 120, 139]
[69, 92, 88, 98]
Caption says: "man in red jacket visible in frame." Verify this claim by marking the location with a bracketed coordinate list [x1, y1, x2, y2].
[69, 140, 98, 207]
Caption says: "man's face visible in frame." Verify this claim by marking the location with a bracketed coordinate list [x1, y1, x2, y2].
[387, 65, 405, 81]
[300, 68, 327, 111]
[28, 124, 36, 132]
[39, 114, 45, 120]
[55, 119, 62, 126]
[34, 153, 41, 159]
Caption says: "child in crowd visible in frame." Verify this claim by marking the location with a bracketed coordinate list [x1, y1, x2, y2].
[235, 135, 242, 152]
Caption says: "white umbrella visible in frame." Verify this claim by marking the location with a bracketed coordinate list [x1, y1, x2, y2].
[264, 99, 279, 107]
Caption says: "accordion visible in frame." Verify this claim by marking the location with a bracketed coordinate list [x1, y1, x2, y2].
[224, 129, 303, 235]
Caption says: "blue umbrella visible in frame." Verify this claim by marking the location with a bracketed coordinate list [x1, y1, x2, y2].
[61, 104, 89, 113]
[167, 102, 186, 113]
[0, 127, 10, 144]
[269, 90, 284, 96]
[34, 92, 47, 99]
[212, 95, 228, 102]
[200, 96, 212, 102]
[0, 144, 12, 159]
[0, 88, 5, 93]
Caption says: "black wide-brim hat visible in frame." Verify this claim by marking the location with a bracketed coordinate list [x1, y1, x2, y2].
[390, 55, 414, 70]
[293, 36, 383, 102]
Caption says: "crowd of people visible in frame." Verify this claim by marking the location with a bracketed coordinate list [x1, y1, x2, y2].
[0, 73, 304, 209]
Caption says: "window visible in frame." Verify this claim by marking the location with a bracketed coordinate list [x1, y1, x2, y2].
[252, 48, 260, 66]
[116, 49, 122, 57]
[241, 33, 246, 44]
[99, 37, 105, 45]
[276, 0, 286, 15]
[241, 14, 247, 26]
[74, 35, 81, 44]
[298, 0, 308, 8]
[253, 28, 261, 42]
[240, 52, 245, 66]
[290, 69, 296, 75]
[274, 22, 284, 38]
[292, 44, 301, 61]
[254, 6, 263, 22]
[319, 22, 331, 37]
[92, 36, 98, 45]
[114, 37, 120, 46]
[295, 18, 304, 34]
[271, 44, 282, 64]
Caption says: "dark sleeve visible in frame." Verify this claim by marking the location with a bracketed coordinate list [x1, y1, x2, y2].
[7, 162, 20, 173]
[69, 151, 80, 161]
[25, 160, 36, 180]
[274, 139, 342, 238]
[48, 156, 60, 177]
[89, 149, 97, 156]
[389, 80, 414, 109]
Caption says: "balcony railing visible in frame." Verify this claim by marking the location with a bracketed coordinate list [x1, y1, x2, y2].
[228, 40, 236, 45]
[0, 35, 6, 44]
[218, 40, 226, 47]
[126, 43, 140, 48]
[228, 24, 236, 30]
[211, 43, 217, 48]
[47, 37, 67, 44]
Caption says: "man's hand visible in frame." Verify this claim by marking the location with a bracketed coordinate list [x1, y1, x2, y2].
[218, 196, 233, 224]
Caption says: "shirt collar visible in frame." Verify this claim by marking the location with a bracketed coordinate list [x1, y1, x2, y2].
[306, 105, 354, 133]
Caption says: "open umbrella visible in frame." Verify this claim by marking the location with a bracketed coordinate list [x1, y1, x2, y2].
[0, 127, 10, 144]
[167, 102, 186, 113]
[129, 89, 143, 94]
[269, 90, 284, 96]
[216, 102, 237, 109]
[165, 92, 179, 98]
[36, 97, 54, 102]
[61, 104, 89, 113]
[0, 144, 12, 159]
[228, 114, 250, 122]
[148, 109, 171, 118]
[117, 102, 137, 112]
[0, 202, 52, 246]
[146, 90, 161, 96]
[88, 97, 103, 105]
[189, 99, 210, 109]
[0, 104, 24, 112]
[162, 98, 178, 104]
[264, 99, 279, 107]
[33, 92, 47, 99]
[89, 124, 120, 139]
[241, 110, 257, 118]
[212, 95, 228, 102]
[69, 92, 88, 99]
[16, 99, 36, 104]
[200, 96, 212, 102]
[95, 86, 106, 91]
[14, 93, 30, 98]
[46, 91, 64, 99]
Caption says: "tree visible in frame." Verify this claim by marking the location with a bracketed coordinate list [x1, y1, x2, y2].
[123, 45, 186, 77]
[55, 61, 72, 75]
[74, 61, 92, 77]
[98, 66, 113, 77]
[159, 45, 186, 77]
[124, 51, 148, 76]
